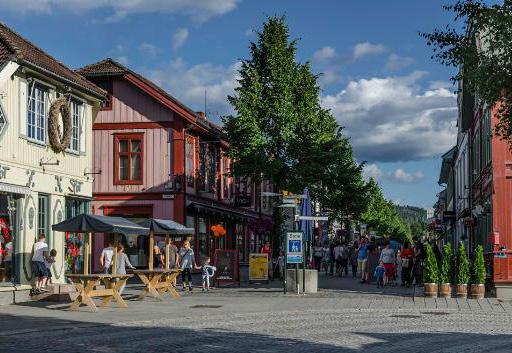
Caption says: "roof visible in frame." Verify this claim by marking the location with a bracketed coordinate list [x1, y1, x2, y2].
[438, 146, 457, 184]
[78, 58, 201, 124]
[0, 23, 105, 99]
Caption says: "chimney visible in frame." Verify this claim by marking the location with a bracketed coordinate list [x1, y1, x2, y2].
[196, 111, 206, 120]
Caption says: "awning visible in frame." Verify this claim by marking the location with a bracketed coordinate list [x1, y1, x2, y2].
[188, 201, 256, 221]
[140, 218, 194, 235]
[0, 183, 31, 196]
[52, 214, 149, 235]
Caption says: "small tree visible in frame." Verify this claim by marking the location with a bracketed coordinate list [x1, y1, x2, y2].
[439, 243, 453, 284]
[471, 245, 486, 285]
[456, 243, 470, 285]
[423, 243, 439, 284]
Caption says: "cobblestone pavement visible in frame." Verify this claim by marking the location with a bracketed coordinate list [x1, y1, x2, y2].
[1, 278, 512, 353]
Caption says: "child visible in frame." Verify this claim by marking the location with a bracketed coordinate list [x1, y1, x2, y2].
[43, 249, 57, 287]
[201, 257, 216, 292]
[277, 251, 285, 280]
[374, 260, 385, 288]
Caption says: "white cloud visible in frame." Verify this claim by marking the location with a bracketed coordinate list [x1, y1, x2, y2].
[139, 43, 158, 57]
[172, 28, 189, 49]
[0, 0, 240, 22]
[245, 29, 254, 37]
[312, 46, 336, 63]
[385, 53, 414, 71]
[362, 163, 424, 184]
[322, 71, 457, 162]
[352, 42, 387, 61]
[362, 163, 383, 181]
[145, 58, 240, 122]
[390, 168, 424, 183]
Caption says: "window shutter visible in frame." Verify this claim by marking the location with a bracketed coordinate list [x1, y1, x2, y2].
[19, 78, 27, 137]
[79, 104, 86, 155]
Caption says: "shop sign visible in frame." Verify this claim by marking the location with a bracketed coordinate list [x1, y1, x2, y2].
[234, 194, 251, 207]
[286, 231, 303, 264]
[162, 194, 175, 199]
[249, 253, 268, 282]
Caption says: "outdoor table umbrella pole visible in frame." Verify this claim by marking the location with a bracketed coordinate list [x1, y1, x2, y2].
[113, 233, 119, 275]
[165, 234, 170, 272]
[83, 232, 91, 275]
[149, 230, 154, 271]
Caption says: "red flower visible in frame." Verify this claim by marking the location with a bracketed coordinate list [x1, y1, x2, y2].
[65, 232, 70, 240]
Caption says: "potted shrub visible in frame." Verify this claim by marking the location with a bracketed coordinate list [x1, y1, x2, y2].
[470, 245, 486, 299]
[455, 243, 470, 298]
[439, 243, 453, 298]
[423, 243, 439, 298]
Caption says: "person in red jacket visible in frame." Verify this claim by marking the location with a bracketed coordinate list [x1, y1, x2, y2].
[400, 241, 414, 287]
[261, 241, 272, 279]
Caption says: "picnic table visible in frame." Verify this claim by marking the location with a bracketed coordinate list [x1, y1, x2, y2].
[133, 269, 181, 301]
[67, 274, 133, 312]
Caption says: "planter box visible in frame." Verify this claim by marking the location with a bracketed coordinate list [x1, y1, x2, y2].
[470, 284, 485, 299]
[286, 269, 318, 293]
[424, 283, 438, 298]
[439, 283, 451, 298]
[455, 284, 468, 298]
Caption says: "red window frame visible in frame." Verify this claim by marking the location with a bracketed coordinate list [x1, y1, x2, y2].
[114, 133, 144, 185]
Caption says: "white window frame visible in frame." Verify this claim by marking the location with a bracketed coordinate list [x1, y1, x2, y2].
[68, 100, 83, 154]
[27, 83, 48, 145]
[0, 100, 7, 139]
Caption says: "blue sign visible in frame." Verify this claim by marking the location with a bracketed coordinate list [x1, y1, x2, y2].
[287, 231, 303, 264]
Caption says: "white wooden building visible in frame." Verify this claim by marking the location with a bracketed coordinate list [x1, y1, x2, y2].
[0, 23, 105, 303]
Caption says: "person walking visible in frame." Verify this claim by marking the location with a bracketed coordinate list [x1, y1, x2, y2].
[261, 241, 272, 279]
[100, 239, 114, 274]
[115, 244, 135, 295]
[179, 240, 198, 291]
[349, 242, 358, 278]
[153, 245, 164, 269]
[357, 238, 369, 283]
[379, 241, 396, 286]
[400, 241, 414, 287]
[412, 236, 425, 286]
[333, 242, 342, 276]
[31, 234, 48, 295]
[313, 242, 323, 271]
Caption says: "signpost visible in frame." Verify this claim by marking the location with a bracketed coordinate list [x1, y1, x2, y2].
[287, 231, 303, 295]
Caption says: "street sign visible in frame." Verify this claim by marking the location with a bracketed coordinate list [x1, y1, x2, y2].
[286, 231, 303, 264]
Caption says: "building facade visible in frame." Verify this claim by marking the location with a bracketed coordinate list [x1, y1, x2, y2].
[79, 59, 273, 269]
[0, 24, 104, 303]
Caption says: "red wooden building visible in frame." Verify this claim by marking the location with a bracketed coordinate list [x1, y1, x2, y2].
[78, 59, 273, 269]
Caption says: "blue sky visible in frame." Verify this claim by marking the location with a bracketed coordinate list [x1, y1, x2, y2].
[0, 0, 459, 209]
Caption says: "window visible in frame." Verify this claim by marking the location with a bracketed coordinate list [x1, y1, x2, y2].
[482, 109, 492, 168]
[222, 157, 232, 199]
[114, 134, 143, 184]
[472, 127, 480, 182]
[37, 195, 49, 239]
[186, 137, 195, 187]
[65, 198, 90, 274]
[27, 84, 47, 143]
[70, 101, 82, 153]
[0, 101, 6, 137]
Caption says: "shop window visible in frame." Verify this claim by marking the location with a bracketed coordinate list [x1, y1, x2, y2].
[27, 84, 47, 144]
[65, 198, 90, 274]
[186, 137, 195, 187]
[0, 195, 17, 283]
[114, 134, 143, 185]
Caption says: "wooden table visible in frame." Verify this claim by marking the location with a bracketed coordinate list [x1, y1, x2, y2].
[133, 269, 181, 301]
[66, 274, 133, 312]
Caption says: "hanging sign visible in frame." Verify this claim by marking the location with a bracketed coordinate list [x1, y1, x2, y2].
[286, 231, 303, 264]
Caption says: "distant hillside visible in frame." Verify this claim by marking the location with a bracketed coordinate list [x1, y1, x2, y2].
[394, 205, 427, 224]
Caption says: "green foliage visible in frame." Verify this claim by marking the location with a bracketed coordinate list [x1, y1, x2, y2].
[421, 0, 512, 142]
[360, 179, 411, 244]
[223, 16, 368, 221]
[471, 245, 486, 285]
[456, 243, 470, 285]
[424, 243, 440, 284]
[439, 243, 453, 284]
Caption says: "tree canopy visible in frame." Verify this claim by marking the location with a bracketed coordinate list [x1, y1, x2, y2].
[223, 16, 368, 220]
[421, 0, 512, 142]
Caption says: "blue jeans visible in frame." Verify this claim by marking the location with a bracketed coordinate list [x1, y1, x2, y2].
[376, 276, 383, 288]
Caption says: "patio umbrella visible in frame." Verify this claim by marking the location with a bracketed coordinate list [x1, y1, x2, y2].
[52, 214, 149, 275]
[140, 218, 194, 271]
[299, 187, 313, 261]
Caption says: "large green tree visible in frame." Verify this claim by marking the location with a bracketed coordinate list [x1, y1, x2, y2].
[224, 16, 368, 220]
[421, 0, 512, 142]
[360, 179, 410, 243]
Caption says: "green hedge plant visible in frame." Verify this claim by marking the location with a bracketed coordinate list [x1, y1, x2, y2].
[471, 245, 486, 285]
[439, 243, 453, 284]
[456, 243, 470, 285]
[424, 243, 439, 284]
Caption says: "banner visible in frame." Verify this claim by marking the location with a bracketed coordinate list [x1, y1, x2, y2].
[249, 253, 268, 282]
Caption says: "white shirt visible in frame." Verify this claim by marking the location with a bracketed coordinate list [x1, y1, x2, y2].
[101, 247, 114, 268]
[32, 241, 48, 262]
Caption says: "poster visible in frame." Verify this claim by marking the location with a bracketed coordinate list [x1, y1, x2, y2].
[213, 249, 239, 285]
[249, 253, 268, 282]
[286, 231, 303, 264]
